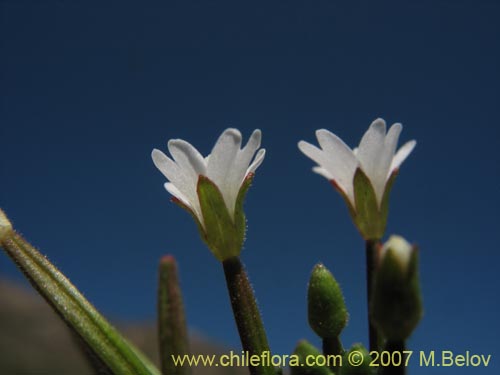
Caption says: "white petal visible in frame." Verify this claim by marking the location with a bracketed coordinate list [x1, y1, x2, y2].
[152, 148, 201, 220]
[299, 137, 357, 205]
[247, 148, 266, 174]
[390, 140, 417, 174]
[153, 128, 265, 225]
[312, 166, 353, 201]
[166, 140, 206, 211]
[207, 128, 241, 182]
[240, 129, 262, 167]
[206, 128, 242, 213]
[385, 123, 403, 157]
[298, 141, 327, 168]
[165, 183, 203, 224]
[356, 119, 389, 204]
[152, 149, 181, 184]
[164, 182, 189, 207]
[375, 122, 402, 190]
[315, 129, 358, 198]
[168, 139, 207, 176]
[224, 129, 262, 214]
[312, 166, 333, 180]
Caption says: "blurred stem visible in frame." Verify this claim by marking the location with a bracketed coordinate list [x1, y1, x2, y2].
[222, 256, 275, 375]
[366, 239, 381, 352]
[382, 340, 406, 375]
[158, 255, 191, 375]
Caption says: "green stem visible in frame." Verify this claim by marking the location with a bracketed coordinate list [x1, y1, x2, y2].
[382, 340, 406, 375]
[222, 256, 275, 375]
[366, 239, 381, 353]
[158, 255, 191, 375]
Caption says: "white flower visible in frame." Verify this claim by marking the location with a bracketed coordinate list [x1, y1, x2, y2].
[152, 128, 265, 227]
[298, 118, 416, 208]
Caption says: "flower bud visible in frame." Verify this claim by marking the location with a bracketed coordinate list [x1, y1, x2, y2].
[308, 263, 348, 339]
[370, 235, 423, 341]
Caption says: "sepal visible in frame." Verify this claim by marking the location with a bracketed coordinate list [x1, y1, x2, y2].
[196, 175, 250, 261]
[342, 168, 398, 240]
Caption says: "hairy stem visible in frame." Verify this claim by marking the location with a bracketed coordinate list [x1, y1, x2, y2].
[223, 256, 275, 375]
[366, 239, 381, 352]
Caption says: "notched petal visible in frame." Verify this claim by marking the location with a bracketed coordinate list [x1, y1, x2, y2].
[391, 140, 417, 173]
[247, 149, 266, 174]
[168, 139, 207, 175]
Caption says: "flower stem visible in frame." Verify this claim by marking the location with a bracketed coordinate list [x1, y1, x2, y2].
[366, 239, 381, 352]
[382, 340, 407, 375]
[222, 256, 275, 375]
[322, 336, 343, 372]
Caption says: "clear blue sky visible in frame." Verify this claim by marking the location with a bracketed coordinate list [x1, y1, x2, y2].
[1, 1, 499, 373]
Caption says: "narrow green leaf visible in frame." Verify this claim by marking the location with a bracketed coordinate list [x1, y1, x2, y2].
[0, 223, 160, 375]
[158, 255, 191, 375]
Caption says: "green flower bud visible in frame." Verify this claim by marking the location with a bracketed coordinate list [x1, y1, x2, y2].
[308, 263, 348, 339]
[290, 340, 333, 375]
[371, 235, 423, 341]
[339, 344, 375, 375]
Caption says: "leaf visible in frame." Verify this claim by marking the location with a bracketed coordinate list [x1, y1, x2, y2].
[0, 216, 160, 375]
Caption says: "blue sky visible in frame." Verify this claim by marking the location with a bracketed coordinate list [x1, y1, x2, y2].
[1, 1, 499, 373]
